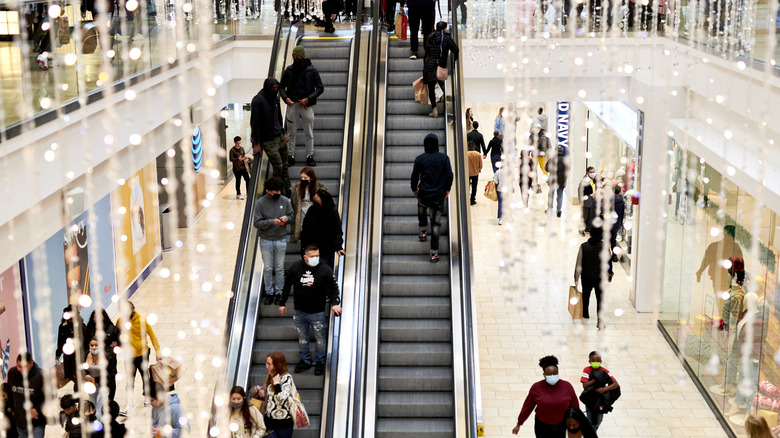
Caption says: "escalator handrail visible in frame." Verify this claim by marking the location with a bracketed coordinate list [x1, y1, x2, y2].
[444, 10, 483, 438]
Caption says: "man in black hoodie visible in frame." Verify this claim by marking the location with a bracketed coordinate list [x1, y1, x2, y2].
[7, 352, 46, 438]
[251, 77, 290, 191]
[411, 133, 453, 263]
[280, 45, 324, 167]
[574, 227, 613, 330]
[279, 244, 342, 376]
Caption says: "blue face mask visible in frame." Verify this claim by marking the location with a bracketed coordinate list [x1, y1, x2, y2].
[307, 256, 320, 267]
[545, 375, 560, 386]
[588, 173, 596, 179]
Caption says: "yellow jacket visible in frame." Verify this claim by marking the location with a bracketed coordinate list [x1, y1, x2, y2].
[117, 312, 161, 358]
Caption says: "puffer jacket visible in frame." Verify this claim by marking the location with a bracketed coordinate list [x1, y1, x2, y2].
[423, 30, 459, 83]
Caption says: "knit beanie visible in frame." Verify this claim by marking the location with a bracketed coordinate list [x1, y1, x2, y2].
[292, 45, 305, 58]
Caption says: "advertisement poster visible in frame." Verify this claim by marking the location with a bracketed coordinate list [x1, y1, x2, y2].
[112, 161, 162, 295]
[24, 194, 116, 365]
[0, 265, 26, 380]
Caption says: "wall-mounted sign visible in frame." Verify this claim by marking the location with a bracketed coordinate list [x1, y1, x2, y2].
[192, 126, 203, 173]
[556, 102, 570, 153]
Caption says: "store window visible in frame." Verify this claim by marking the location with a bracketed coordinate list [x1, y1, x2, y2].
[660, 139, 780, 437]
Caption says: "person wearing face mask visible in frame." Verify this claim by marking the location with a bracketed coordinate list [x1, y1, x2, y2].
[280, 46, 324, 168]
[229, 386, 266, 438]
[578, 166, 598, 236]
[251, 77, 290, 192]
[579, 352, 619, 431]
[83, 338, 109, 415]
[300, 189, 345, 270]
[290, 167, 326, 245]
[555, 408, 598, 438]
[513, 355, 579, 437]
[279, 244, 342, 376]
[254, 177, 294, 306]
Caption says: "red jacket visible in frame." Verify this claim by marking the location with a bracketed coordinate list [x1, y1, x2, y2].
[517, 380, 579, 426]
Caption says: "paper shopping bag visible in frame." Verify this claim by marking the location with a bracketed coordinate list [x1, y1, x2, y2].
[568, 285, 583, 319]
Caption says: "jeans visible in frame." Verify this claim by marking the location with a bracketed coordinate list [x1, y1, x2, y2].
[233, 168, 251, 196]
[285, 104, 315, 158]
[490, 154, 501, 173]
[321, 251, 336, 272]
[294, 311, 327, 364]
[266, 429, 294, 438]
[259, 135, 290, 189]
[581, 277, 603, 319]
[469, 176, 479, 203]
[16, 426, 45, 438]
[128, 352, 150, 397]
[586, 407, 603, 431]
[407, 5, 434, 53]
[548, 187, 565, 213]
[427, 79, 445, 109]
[418, 198, 444, 254]
[497, 191, 503, 219]
[260, 238, 288, 296]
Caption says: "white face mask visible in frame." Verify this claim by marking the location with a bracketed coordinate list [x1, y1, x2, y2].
[90, 349, 99, 355]
[307, 256, 320, 267]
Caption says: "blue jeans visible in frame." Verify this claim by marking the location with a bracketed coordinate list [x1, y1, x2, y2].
[586, 408, 603, 431]
[17, 426, 45, 438]
[497, 191, 503, 219]
[548, 187, 565, 213]
[294, 311, 327, 364]
[265, 429, 294, 438]
[260, 238, 288, 296]
[490, 154, 500, 173]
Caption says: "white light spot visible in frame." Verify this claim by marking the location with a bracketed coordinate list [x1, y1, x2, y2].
[79, 294, 93, 307]
[39, 97, 52, 109]
[167, 148, 176, 157]
[147, 314, 158, 325]
[160, 268, 170, 278]
[129, 134, 142, 145]
[614, 308, 624, 317]
[64, 53, 78, 66]
[125, 90, 136, 100]
[48, 4, 62, 17]
[724, 130, 733, 140]
[578, 90, 587, 98]
[196, 244, 206, 253]
[710, 227, 721, 237]
[44, 150, 55, 162]
[126, 0, 138, 10]
[727, 166, 736, 176]
[129, 48, 142, 60]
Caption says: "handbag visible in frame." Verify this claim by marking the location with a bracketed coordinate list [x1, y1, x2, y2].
[413, 76, 427, 105]
[484, 181, 497, 201]
[435, 30, 448, 81]
[57, 16, 71, 46]
[394, 9, 408, 40]
[568, 285, 582, 319]
[288, 379, 310, 429]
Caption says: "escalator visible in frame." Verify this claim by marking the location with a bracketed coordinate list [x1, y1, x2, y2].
[252, 36, 353, 438]
[373, 37, 455, 437]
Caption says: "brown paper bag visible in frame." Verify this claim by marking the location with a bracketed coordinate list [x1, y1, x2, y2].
[413, 77, 427, 105]
[568, 285, 582, 319]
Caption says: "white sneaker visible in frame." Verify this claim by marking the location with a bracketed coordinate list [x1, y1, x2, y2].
[239, 194, 246, 199]
[36, 53, 49, 70]
[498, 218, 503, 225]
[409, 52, 418, 59]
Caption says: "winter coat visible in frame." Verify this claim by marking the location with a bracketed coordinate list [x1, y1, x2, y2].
[151, 394, 189, 438]
[279, 59, 324, 106]
[229, 405, 266, 438]
[300, 204, 343, 255]
[7, 363, 46, 429]
[411, 146, 454, 203]
[290, 182, 326, 243]
[250, 78, 285, 144]
[423, 30, 459, 83]
[545, 153, 569, 189]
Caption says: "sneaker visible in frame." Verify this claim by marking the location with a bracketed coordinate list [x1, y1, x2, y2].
[306, 155, 316, 166]
[498, 218, 503, 225]
[409, 52, 418, 59]
[611, 254, 619, 263]
[36, 54, 49, 70]
[287, 156, 295, 166]
[325, 27, 336, 34]
[263, 295, 274, 305]
[428, 108, 438, 118]
[430, 254, 439, 263]
[273, 295, 283, 305]
[470, 200, 477, 205]
[418, 231, 427, 242]
[597, 319, 606, 330]
[314, 362, 325, 376]
[557, 211, 562, 217]
[294, 362, 312, 373]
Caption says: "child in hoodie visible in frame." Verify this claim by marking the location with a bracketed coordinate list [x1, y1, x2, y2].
[150, 385, 188, 438]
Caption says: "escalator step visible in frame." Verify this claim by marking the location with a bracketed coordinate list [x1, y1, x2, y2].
[378, 367, 454, 391]
[382, 217, 449, 236]
[380, 275, 450, 297]
[377, 392, 454, 418]
[379, 342, 453, 366]
[379, 319, 451, 342]
[381, 235, 450, 255]
[376, 418, 455, 437]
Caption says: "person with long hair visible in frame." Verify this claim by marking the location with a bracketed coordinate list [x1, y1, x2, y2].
[290, 167, 326, 245]
[555, 407, 598, 438]
[300, 189, 345, 270]
[422, 21, 459, 118]
[465, 107, 474, 132]
[229, 386, 266, 438]
[86, 308, 121, 401]
[56, 305, 85, 387]
[494, 107, 505, 139]
[264, 352, 297, 437]
[744, 414, 773, 438]
[512, 355, 579, 438]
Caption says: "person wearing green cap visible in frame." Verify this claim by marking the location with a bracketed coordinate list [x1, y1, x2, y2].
[280, 45, 324, 168]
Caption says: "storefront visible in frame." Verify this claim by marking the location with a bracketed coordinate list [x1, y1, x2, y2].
[659, 138, 780, 437]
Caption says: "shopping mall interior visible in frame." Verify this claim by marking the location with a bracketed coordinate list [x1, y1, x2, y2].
[0, 0, 778, 436]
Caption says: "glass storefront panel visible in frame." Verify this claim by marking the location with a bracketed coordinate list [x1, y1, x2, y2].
[660, 139, 780, 437]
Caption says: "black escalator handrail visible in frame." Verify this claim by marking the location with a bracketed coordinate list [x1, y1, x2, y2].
[444, 10, 482, 438]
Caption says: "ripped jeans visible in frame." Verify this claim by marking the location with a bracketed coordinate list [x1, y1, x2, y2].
[294, 310, 327, 364]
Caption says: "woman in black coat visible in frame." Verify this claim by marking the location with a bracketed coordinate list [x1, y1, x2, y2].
[423, 21, 459, 117]
[85, 309, 122, 401]
[56, 305, 85, 388]
[300, 189, 345, 270]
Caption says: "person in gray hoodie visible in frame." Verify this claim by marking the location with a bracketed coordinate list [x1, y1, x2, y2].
[150, 384, 189, 438]
[254, 176, 294, 305]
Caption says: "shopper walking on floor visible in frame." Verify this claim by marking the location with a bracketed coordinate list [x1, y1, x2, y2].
[279, 244, 342, 376]
[254, 177, 294, 305]
[609, 185, 625, 260]
[494, 107, 505, 139]
[554, 407, 598, 438]
[300, 189, 345, 270]
[229, 386, 266, 438]
[546, 146, 569, 217]
[467, 141, 483, 205]
[251, 78, 290, 191]
[423, 22, 459, 118]
[116, 301, 161, 401]
[580, 351, 619, 431]
[484, 130, 503, 173]
[229, 136, 252, 199]
[512, 355, 580, 438]
[578, 166, 598, 235]
[280, 45, 324, 167]
[467, 121, 486, 155]
[411, 133, 454, 263]
[406, 0, 435, 59]
[290, 167, 326, 245]
[574, 227, 613, 329]
[263, 352, 299, 437]
[493, 162, 507, 225]
[56, 304, 85, 388]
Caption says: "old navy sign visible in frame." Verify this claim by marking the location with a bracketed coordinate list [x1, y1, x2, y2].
[556, 102, 570, 153]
